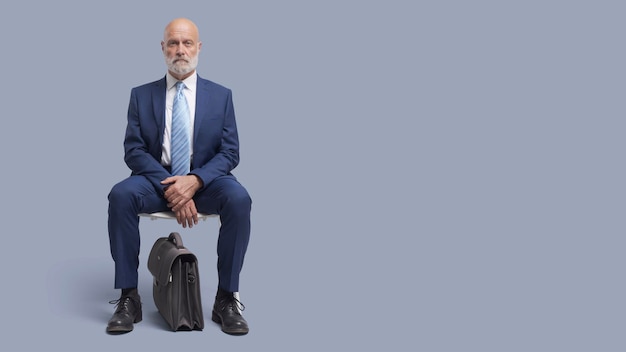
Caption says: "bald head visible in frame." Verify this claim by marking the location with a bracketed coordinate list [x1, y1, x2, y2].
[163, 18, 200, 42]
[161, 18, 202, 80]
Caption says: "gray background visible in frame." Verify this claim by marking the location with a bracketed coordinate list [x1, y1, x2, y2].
[0, 1, 624, 351]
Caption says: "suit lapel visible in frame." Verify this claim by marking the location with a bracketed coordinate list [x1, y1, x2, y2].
[194, 76, 210, 148]
[152, 77, 167, 141]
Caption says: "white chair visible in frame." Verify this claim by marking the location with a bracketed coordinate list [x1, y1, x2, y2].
[138, 210, 239, 302]
[138, 211, 218, 221]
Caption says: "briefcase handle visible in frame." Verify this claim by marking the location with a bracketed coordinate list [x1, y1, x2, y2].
[168, 232, 185, 249]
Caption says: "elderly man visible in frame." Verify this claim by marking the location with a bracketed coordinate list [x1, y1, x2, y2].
[106, 18, 251, 335]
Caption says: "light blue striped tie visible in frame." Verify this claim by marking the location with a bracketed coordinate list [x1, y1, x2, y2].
[171, 81, 191, 175]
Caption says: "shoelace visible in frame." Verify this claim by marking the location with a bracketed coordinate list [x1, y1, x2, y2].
[217, 296, 246, 313]
[108, 297, 136, 312]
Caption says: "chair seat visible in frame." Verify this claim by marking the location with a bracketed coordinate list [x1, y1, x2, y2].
[139, 211, 217, 221]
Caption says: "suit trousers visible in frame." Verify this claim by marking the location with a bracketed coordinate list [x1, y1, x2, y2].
[108, 174, 251, 293]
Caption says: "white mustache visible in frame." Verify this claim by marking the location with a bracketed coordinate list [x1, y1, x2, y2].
[165, 53, 198, 76]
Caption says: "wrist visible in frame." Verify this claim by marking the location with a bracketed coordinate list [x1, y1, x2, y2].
[190, 174, 204, 190]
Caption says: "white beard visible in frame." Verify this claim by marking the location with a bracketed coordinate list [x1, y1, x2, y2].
[165, 54, 199, 76]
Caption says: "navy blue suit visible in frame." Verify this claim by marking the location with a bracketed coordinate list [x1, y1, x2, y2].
[108, 75, 251, 292]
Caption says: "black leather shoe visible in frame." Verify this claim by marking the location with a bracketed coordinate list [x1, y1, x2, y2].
[106, 295, 142, 334]
[212, 291, 249, 335]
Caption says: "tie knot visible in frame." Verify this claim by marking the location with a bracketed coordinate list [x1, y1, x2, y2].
[176, 81, 185, 92]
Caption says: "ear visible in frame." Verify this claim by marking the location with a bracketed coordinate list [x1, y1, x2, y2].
[161, 40, 165, 52]
[198, 41, 202, 51]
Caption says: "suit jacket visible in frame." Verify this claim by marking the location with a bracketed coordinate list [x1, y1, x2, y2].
[123, 74, 240, 194]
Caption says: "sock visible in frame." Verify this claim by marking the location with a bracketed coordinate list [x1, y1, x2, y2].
[121, 287, 139, 298]
[216, 287, 233, 299]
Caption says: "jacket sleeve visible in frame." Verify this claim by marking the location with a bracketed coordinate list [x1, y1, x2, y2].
[189, 89, 240, 190]
[123, 87, 171, 194]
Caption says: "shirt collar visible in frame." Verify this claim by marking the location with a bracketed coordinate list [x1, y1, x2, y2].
[166, 71, 197, 92]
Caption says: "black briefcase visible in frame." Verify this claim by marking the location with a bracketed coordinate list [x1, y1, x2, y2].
[147, 232, 204, 331]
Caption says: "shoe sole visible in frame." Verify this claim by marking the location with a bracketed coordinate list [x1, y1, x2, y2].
[106, 325, 134, 334]
[106, 315, 142, 334]
[211, 311, 249, 335]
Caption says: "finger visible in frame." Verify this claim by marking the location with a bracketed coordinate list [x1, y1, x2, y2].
[171, 201, 185, 213]
[169, 194, 186, 209]
[190, 205, 199, 225]
[166, 195, 182, 208]
[187, 206, 195, 228]
[161, 177, 176, 185]
[164, 184, 181, 197]
[164, 188, 178, 201]
[179, 207, 187, 227]
[184, 206, 193, 227]
[180, 212, 187, 228]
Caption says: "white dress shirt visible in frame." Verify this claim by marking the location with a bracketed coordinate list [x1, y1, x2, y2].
[161, 71, 197, 167]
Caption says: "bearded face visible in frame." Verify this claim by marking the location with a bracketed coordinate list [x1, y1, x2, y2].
[161, 20, 202, 80]
[165, 51, 199, 77]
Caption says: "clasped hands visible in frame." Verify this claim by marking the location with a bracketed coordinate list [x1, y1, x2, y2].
[161, 175, 203, 228]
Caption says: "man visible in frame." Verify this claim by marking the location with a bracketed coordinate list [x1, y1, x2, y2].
[106, 18, 251, 335]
